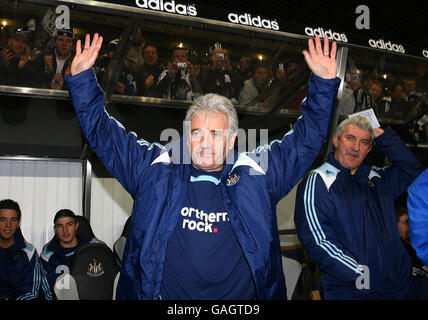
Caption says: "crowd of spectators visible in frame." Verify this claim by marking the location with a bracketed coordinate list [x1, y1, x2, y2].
[338, 63, 428, 143]
[1, 23, 427, 141]
[0, 25, 304, 108]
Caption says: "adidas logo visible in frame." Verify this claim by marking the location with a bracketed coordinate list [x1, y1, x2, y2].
[304, 27, 348, 43]
[422, 50, 428, 58]
[368, 39, 405, 54]
[135, 0, 197, 16]
[228, 13, 279, 31]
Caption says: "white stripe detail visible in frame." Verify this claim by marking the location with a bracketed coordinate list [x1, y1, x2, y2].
[41, 249, 54, 262]
[150, 151, 171, 166]
[16, 256, 41, 300]
[368, 170, 381, 180]
[313, 163, 340, 191]
[229, 153, 265, 175]
[304, 172, 362, 274]
[22, 241, 36, 261]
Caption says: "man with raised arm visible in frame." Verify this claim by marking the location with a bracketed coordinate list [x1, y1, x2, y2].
[65, 33, 339, 300]
[294, 115, 427, 299]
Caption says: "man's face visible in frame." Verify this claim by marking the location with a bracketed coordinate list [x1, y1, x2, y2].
[54, 217, 79, 247]
[9, 36, 27, 56]
[172, 49, 187, 63]
[0, 209, 20, 242]
[134, 28, 143, 45]
[254, 67, 268, 85]
[211, 48, 227, 68]
[398, 213, 410, 243]
[391, 85, 404, 101]
[55, 35, 73, 57]
[362, 78, 374, 91]
[348, 80, 361, 92]
[143, 46, 158, 66]
[403, 79, 416, 94]
[190, 111, 235, 172]
[333, 124, 372, 175]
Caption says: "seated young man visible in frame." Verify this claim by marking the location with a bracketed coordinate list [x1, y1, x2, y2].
[0, 199, 49, 300]
[40, 209, 99, 293]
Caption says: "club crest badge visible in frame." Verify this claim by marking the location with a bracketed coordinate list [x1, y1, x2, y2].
[226, 173, 240, 186]
[87, 259, 104, 277]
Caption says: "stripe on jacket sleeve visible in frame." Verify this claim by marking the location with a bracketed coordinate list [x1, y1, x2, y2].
[16, 256, 41, 300]
[303, 171, 362, 274]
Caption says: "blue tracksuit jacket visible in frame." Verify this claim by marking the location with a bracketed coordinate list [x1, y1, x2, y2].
[40, 235, 93, 291]
[294, 128, 424, 299]
[0, 228, 49, 300]
[408, 168, 428, 267]
[65, 68, 340, 299]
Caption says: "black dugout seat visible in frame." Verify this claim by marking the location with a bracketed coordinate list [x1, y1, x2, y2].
[54, 243, 120, 300]
[75, 215, 105, 245]
[113, 216, 131, 265]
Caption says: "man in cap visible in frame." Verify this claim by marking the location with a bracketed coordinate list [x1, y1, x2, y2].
[34, 29, 75, 89]
[40, 209, 98, 293]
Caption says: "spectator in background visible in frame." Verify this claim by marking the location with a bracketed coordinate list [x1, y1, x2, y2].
[338, 70, 361, 115]
[126, 26, 144, 74]
[274, 61, 307, 111]
[354, 72, 377, 112]
[94, 39, 137, 95]
[0, 30, 33, 86]
[403, 77, 423, 102]
[234, 56, 254, 85]
[239, 63, 272, 106]
[33, 29, 75, 89]
[0, 199, 51, 300]
[200, 46, 241, 102]
[157, 47, 202, 100]
[368, 80, 384, 115]
[408, 169, 428, 268]
[135, 44, 162, 97]
[396, 206, 428, 278]
[378, 82, 406, 117]
[40, 209, 98, 294]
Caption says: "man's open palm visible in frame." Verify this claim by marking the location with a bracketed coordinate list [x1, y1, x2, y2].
[302, 36, 337, 79]
[71, 33, 103, 76]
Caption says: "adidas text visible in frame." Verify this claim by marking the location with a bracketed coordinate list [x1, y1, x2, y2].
[228, 13, 279, 31]
[368, 38, 405, 54]
[135, 0, 197, 16]
[304, 27, 348, 43]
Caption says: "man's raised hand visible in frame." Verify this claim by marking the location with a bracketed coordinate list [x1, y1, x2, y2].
[302, 36, 337, 80]
[71, 33, 103, 76]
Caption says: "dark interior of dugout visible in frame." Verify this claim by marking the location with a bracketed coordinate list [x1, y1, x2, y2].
[1, 93, 427, 178]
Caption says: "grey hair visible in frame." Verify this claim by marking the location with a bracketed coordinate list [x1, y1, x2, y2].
[336, 115, 375, 142]
[184, 93, 238, 135]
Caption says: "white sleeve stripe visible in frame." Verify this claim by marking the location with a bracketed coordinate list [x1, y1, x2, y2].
[16, 256, 41, 300]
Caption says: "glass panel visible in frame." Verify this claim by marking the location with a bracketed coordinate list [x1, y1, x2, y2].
[114, 18, 311, 115]
[339, 47, 428, 144]
[0, 0, 131, 89]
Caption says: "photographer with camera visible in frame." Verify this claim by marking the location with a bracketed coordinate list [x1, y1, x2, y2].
[201, 45, 241, 102]
[157, 47, 202, 100]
